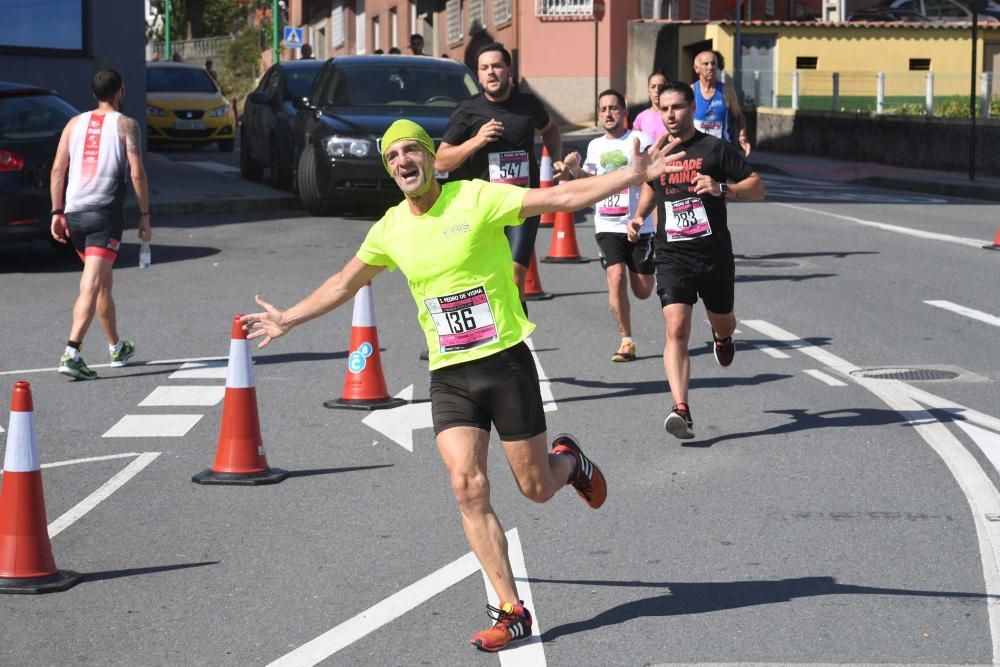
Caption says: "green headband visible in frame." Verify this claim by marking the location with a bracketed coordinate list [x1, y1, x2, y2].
[380, 119, 436, 173]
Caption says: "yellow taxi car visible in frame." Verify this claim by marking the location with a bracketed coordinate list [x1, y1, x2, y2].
[146, 62, 234, 151]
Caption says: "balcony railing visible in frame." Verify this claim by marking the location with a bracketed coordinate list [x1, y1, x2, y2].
[537, 0, 594, 19]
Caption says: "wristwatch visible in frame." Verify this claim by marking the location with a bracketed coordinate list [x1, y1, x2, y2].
[718, 183, 729, 195]
[49, 208, 64, 215]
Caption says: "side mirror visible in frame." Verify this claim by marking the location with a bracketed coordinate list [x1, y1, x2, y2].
[292, 96, 312, 111]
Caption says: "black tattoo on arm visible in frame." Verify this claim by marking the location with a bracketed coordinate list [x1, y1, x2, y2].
[120, 118, 142, 156]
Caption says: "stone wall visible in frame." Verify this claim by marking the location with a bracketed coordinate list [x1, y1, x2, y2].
[752, 109, 1000, 176]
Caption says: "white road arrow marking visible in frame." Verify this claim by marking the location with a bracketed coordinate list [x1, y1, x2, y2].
[362, 385, 432, 452]
[481, 528, 546, 665]
[267, 528, 544, 666]
[958, 422, 1000, 476]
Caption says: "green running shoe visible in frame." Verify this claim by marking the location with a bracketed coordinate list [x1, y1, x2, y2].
[59, 354, 97, 380]
[110, 339, 136, 367]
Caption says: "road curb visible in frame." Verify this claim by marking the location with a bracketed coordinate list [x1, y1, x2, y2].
[126, 196, 303, 218]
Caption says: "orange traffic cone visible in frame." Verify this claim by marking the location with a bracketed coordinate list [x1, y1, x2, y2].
[984, 226, 1000, 250]
[542, 197, 589, 264]
[525, 251, 553, 301]
[539, 146, 555, 228]
[325, 283, 406, 411]
[192, 316, 287, 486]
[0, 381, 81, 594]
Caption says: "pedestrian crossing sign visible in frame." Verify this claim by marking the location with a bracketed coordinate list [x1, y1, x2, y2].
[282, 26, 304, 49]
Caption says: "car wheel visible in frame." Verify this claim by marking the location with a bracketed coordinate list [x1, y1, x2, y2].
[217, 139, 234, 152]
[269, 136, 292, 190]
[297, 147, 329, 216]
[239, 131, 263, 181]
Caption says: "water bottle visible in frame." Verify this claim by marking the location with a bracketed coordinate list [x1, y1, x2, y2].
[139, 242, 151, 269]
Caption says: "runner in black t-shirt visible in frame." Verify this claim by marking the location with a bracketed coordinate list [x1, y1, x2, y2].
[628, 81, 765, 441]
[437, 42, 563, 315]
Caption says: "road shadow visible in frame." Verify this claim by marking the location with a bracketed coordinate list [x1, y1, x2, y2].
[543, 290, 607, 299]
[683, 406, 947, 449]
[82, 561, 218, 584]
[549, 373, 791, 403]
[735, 250, 879, 261]
[534, 575, 993, 642]
[736, 272, 837, 284]
[255, 351, 348, 365]
[286, 464, 393, 479]
[0, 242, 221, 274]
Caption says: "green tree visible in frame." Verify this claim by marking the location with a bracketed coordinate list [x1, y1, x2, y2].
[201, 0, 246, 36]
[147, 0, 188, 42]
[219, 27, 265, 102]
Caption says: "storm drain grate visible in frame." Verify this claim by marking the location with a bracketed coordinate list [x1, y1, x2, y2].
[850, 367, 961, 382]
[734, 260, 799, 269]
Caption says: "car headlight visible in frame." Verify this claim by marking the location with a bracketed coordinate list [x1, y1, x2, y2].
[209, 104, 230, 117]
[147, 105, 167, 117]
[324, 136, 371, 158]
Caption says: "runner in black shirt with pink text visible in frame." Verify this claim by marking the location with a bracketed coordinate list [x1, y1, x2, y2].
[628, 81, 765, 440]
[437, 42, 563, 316]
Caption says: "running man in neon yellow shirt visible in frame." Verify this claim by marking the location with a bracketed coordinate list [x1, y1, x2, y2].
[242, 119, 684, 654]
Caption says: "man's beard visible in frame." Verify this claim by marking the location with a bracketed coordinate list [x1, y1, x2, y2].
[486, 78, 510, 99]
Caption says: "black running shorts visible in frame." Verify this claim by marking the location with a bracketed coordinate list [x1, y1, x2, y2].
[596, 232, 654, 274]
[66, 208, 124, 263]
[504, 215, 540, 268]
[429, 341, 546, 442]
[656, 254, 735, 314]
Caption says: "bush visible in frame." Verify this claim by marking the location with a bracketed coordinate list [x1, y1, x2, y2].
[218, 27, 264, 107]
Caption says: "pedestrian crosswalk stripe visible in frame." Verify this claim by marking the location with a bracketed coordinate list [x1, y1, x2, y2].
[169, 360, 229, 380]
[103, 414, 203, 438]
[138, 385, 226, 407]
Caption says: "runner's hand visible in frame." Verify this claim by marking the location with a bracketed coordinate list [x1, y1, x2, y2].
[553, 151, 582, 181]
[691, 173, 722, 197]
[50, 214, 68, 244]
[632, 134, 685, 184]
[138, 214, 152, 242]
[476, 119, 504, 147]
[241, 295, 290, 349]
[739, 134, 752, 158]
[626, 217, 643, 243]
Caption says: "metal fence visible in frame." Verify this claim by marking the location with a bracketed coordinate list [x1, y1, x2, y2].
[536, 0, 594, 18]
[148, 36, 235, 62]
[736, 70, 999, 117]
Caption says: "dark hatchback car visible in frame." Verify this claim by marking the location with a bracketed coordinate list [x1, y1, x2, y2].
[240, 60, 323, 189]
[0, 82, 79, 246]
[293, 55, 478, 215]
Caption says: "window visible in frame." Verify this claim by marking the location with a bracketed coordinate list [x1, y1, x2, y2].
[494, 0, 513, 25]
[323, 64, 478, 108]
[690, 0, 710, 20]
[537, 0, 594, 17]
[146, 67, 218, 93]
[796, 56, 818, 70]
[332, 2, 346, 48]
[765, 0, 775, 17]
[390, 8, 398, 48]
[0, 0, 87, 53]
[925, 0, 969, 19]
[909, 58, 931, 71]
[0, 93, 77, 140]
[355, 0, 367, 54]
[447, 0, 463, 45]
[469, 0, 487, 33]
[373, 15, 381, 51]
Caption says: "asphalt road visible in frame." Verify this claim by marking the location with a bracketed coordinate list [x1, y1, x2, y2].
[1, 170, 999, 667]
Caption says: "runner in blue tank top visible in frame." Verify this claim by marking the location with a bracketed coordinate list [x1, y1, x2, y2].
[691, 51, 751, 157]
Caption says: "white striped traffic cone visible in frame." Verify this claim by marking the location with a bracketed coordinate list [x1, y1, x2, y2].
[0, 381, 81, 594]
[325, 283, 406, 410]
[192, 316, 287, 486]
[539, 146, 555, 228]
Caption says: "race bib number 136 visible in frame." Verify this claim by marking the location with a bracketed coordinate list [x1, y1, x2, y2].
[424, 286, 499, 353]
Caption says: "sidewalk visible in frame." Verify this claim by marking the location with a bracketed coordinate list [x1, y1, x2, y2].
[125, 152, 301, 218]
[560, 125, 1000, 202]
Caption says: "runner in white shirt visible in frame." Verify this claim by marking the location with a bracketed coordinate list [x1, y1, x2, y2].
[562, 89, 654, 362]
[49, 69, 152, 380]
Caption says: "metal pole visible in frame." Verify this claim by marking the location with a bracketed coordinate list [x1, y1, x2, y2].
[594, 15, 599, 126]
[165, 0, 171, 61]
[832, 72, 840, 111]
[735, 0, 743, 102]
[982, 72, 992, 119]
[792, 71, 799, 110]
[273, 0, 280, 66]
[926, 72, 934, 116]
[876, 71, 885, 114]
[970, 8, 977, 181]
[754, 70, 761, 108]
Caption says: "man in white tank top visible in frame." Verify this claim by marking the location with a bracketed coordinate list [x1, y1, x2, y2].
[49, 69, 152, 380]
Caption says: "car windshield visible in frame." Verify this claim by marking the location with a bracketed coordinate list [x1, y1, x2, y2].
[0, 93, 77, 140]
[147, 67, 218, 93]
[286, 67, 320, 99]
[323, 64, 478, 108]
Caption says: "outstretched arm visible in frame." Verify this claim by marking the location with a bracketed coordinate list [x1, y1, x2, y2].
[520, 134, 684, 219]
[241, 257, 385, 348]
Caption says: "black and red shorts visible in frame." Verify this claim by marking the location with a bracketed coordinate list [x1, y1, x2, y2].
[66, 208, 124, 263]
[656, 253, 735, 314]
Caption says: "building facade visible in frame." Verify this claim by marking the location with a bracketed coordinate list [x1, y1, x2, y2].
[1, 0, 146, 130]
